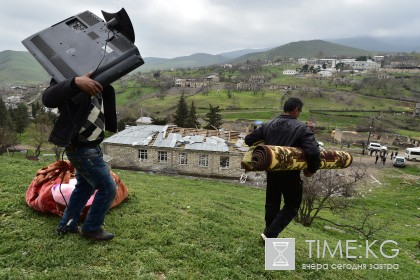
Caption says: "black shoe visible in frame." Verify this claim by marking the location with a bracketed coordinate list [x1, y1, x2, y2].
[57, 225, 81, 237]
[81, 228, 114, 241]
[68, 226, 81, 234]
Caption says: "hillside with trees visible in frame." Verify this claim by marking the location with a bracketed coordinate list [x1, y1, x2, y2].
[1, 41, 419, 154]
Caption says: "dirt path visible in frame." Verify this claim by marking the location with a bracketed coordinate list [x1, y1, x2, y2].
[344, 149, 419, 184]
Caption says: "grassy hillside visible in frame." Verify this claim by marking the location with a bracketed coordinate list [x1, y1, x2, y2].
[0, 156, 419, 279]
[232, 40, 374, 63]
[140, 53, 229, 72]
[0, 40, 373, 83]
[0, 50, 49, 85]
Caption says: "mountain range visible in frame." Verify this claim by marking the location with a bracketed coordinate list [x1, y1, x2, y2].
[0, 37, 418, 85]
[330, 36, 420, 53]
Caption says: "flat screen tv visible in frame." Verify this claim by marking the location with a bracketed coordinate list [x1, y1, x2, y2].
[22, 8, 144, 86]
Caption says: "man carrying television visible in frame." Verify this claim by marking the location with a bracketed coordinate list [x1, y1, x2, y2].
[42, 72, 117, 241]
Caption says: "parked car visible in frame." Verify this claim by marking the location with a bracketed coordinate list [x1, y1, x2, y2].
[368, 142, 387, 152]
[393, 156, 406, 167]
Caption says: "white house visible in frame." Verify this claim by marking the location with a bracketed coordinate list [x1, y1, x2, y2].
[298, 58, 308, 64]
[283, 69, 297, 75]
[318, 70, 332, 77]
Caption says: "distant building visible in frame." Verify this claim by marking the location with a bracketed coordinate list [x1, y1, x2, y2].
[298, 58, 308, 64]
[283, 69, 297, 75]
[413, 103, 420, 117]
[136, 117, 152, 125]
[5, 95, 22, 109]
[349, 60, 381, 71]
[206, 74, 220, 82]
[175, 79, 208, 88]
[318, 70, 332, 77]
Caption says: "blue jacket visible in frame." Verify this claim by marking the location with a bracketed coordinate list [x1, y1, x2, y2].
[42, 78, 117, 147]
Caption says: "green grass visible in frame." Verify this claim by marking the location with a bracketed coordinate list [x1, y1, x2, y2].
[139, 90, 285, 116]
[0, 156, 419, 279]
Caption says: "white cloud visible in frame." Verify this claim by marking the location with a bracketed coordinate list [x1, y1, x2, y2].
[1, 0, 420, 58]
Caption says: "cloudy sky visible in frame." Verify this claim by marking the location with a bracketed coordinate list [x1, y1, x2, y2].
[1, 0, 420, 58]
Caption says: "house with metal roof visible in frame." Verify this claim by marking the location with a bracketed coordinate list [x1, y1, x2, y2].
[102, 125, 247, 178]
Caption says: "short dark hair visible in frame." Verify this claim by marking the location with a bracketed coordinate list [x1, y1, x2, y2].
[283, 97, 303, 113]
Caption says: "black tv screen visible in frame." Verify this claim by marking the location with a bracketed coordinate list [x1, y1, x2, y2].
[22, 9, 144, 85]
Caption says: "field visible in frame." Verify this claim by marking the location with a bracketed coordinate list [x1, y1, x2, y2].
[0, 154, 419, 279]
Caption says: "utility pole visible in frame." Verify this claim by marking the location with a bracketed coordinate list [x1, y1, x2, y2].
[363, 118, 375, 155]
[367, 118, 375, 144]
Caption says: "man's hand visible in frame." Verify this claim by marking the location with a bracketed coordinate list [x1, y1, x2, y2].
[303, 169, 314, 177]
[74, 72, 103, 96]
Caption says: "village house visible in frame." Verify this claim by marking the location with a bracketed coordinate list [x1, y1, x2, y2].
[298, 58, 308, 64]
[175, 75, 220, 88]
[5, 95, 22, 109]
[282, 69, 297, 75]
[206, 74, 220, 82]
[175, 78, 208, 88]
[413, 103, 420, 117]
[236, 82, 258, 91]
[297, 57, 381, 72]
[318, 70, 332, 77]
[250, 75, 266, 83]
[102, 125, 248, 179]
[349, 60, 381, 71]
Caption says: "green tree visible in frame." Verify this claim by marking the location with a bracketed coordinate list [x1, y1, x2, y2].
[173, 93, 189, 127]
[117, 117, 137, 131]
[31, 101, 41, 118]
[301, 64, 309, 73]
[185, 100, 200, 128]
[204, 104, 222, 130]
[355, 56, 368, 61]
[27, 113, 52, 157]
[151, 116, 168, 125]
[335, 62, 345, 71]
[11, 103, 30, 134]
[0, 99, 17, 153]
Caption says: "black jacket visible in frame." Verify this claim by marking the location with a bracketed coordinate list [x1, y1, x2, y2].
[42, 78, 117, 147]
[245, 115, 321, 174]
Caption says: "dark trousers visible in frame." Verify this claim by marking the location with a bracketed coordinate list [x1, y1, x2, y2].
[264, 172, 303, 238]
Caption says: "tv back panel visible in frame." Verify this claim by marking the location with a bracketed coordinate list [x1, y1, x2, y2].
[22, 10, 144, 85]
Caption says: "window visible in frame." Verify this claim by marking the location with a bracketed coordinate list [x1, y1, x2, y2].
[158, 151, 168, 163]
[220, 156, 230, 168]
[178, 153, 188, 165]
[198, 154, 209, 167]
[138, 149, 147, 161]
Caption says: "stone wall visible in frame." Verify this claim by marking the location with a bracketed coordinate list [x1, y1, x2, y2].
[103, 143, 246, 179]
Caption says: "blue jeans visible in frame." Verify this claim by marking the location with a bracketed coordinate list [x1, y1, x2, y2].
[58, 146, 117, 232]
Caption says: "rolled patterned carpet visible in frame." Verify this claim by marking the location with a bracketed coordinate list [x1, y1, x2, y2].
[241, 145, 353, 172]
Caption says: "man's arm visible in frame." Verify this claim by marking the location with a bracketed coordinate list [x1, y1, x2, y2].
[245, 125, 264, 146]
[300, 126, 321, 176]
[42, 72, 103, 108]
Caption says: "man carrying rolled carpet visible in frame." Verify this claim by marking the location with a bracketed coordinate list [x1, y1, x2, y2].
[245, 97, 321, 239]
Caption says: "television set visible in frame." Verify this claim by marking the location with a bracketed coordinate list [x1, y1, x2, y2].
[22, 8, 144, 86]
